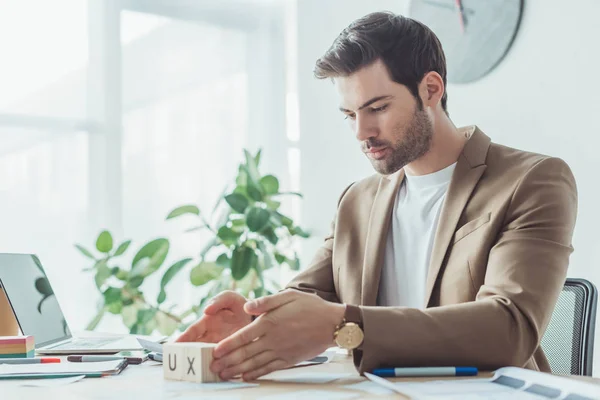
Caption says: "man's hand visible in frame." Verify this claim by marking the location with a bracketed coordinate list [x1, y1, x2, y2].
[210, 289, 345, 381]
[176, 291, 252, 343]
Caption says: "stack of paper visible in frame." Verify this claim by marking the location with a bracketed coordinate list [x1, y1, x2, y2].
[0, 336, 34, 358]
[0, 359, 127, 379]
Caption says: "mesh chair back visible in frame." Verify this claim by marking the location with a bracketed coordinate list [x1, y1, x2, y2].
[540, 278, 597, 376]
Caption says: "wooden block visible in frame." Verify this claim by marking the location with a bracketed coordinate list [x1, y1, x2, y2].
[163, 342, 221, 383]
[163, 343, 186, 381]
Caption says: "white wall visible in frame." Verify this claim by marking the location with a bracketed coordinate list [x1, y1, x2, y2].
[296, 0, 600, 375]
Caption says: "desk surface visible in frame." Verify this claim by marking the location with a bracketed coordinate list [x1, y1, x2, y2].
[2, 354, 599, 399]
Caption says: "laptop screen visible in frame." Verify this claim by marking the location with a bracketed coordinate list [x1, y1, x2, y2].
[0, 253, 72, 347]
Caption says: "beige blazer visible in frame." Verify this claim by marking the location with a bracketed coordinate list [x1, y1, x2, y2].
[288, 126, 578, 374]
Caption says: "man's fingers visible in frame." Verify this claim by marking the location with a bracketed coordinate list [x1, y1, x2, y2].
[242, 358, 289, 381]
[210, 336, 267, 374]
[213, 320, 268, 358]
[204, 291, 244, 315]
[175, 319, 206, 342]
[244, 290, 296, 315]
[218, 349, 276, 380]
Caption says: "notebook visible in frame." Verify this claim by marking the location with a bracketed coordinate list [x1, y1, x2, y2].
[0, 359, 128, 379]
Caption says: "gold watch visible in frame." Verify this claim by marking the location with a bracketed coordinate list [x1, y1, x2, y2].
[334, 304, 364, 350]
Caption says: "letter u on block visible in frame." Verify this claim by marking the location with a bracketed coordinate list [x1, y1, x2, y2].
[163, 344, 186, 381]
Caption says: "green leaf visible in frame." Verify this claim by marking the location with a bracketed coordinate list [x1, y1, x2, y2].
[265, 199, 281, 211]
[254, 149, 262, 166]
[225, 193, 249, 213]
[217, 226, 242, 245]
[246, 184, 263, 201]
[275, 212, 294, 227]
[115, 269, 129, 281]
[246, 207, 270, 232]
[190, 262, 223, 286]
[260, 175, 279, 195]
[231, 246, 257, 281]
[96, 231, 113, 253]
[103, 287, 121, 305]
[107, 301, 123, 315]
[289, 226, 310, 238]
[86, 308, 105, 331]
[236, 165, 248, 187]
[166, 205, 200, 220]
[261, 226, 279, 245]
[244, 149, 261, 185]
[75, 244, 95, 259]
[113, 240, 131, 256]
[131, 239, 169, 277]
[137, 309, 157, 325]
[94, 262, 112, 288]
[157, 291, 167, 305]
[216, 253, 230, 268]
[158, 258, 193, 303]
[129, 276, 144, 288]
[274, 253, 286, 264]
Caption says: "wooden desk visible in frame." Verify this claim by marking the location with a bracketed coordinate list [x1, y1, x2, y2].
[2, 353, 599, 399]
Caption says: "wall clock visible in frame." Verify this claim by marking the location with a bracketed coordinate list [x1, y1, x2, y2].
[410, 0, 524, 83]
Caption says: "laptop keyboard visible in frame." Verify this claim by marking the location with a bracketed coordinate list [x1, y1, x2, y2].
[51, 338, 118, 349]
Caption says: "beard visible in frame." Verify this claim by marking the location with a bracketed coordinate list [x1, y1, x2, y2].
[363, 104, 433, 175]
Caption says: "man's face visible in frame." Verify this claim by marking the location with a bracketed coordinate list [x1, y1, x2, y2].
[335, 59, 433, 175]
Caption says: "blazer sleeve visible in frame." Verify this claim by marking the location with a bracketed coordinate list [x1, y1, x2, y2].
[285, 183, 355, 303]
[353, 157, 578, 373]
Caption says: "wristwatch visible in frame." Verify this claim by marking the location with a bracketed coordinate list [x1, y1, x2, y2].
[333, 304, 364, 350]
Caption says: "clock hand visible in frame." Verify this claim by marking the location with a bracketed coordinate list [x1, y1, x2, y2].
[455, 0, 466, 32]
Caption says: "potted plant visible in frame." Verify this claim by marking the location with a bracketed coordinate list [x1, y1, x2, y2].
[76, 150, 309, 336]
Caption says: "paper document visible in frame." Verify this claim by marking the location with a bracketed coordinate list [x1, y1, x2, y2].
[261, 390, 360, 400]
[19, 375, 86, 387]
[367, 367, 600, 400]
[0, 359, 126, 376]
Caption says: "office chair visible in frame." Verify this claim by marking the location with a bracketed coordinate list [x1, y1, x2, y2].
[540, 278, 598, 376]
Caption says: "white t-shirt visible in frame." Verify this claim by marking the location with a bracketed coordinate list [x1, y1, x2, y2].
[377, 163, 457, 308]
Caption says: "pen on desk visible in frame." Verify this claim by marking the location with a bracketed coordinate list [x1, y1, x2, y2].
[372, 366, 478, 377]
[148, 352, 162, 362]
[67, 355, 125, 363]
[0, 358, 61, 364]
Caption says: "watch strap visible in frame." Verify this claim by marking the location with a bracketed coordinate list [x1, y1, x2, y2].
[344, 304, 363, 328]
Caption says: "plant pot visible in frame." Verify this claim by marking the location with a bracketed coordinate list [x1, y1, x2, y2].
[0, 288, 19, 336]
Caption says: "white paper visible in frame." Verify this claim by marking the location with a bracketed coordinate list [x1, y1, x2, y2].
[343, 380, 395, 395]
[367, 367, 600, 400]
[260, 390, 360, 400]
[19, 375, 86, 387]
[0, 360, 124, 375]
[163, 380, 258, 393]
[265, 372, 354, 384]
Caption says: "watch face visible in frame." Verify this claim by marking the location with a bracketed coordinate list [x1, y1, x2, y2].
[336, 322, 364, 350]
[410, 0, 524, 83]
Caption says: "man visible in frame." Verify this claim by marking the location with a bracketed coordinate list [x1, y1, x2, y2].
[176, 12, 577, 381]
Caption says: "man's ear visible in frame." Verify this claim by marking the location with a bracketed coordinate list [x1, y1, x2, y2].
[419, 71, 445, 109]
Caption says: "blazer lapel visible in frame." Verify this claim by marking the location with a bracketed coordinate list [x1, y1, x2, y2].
[361, 169, 404, 306]
[424, 127, 492, 307]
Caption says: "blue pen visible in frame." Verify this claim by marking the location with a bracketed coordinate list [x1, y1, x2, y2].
[372, 366, 478, 377]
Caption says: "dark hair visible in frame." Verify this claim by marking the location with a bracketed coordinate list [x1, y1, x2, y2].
[314, 11, 448, 113]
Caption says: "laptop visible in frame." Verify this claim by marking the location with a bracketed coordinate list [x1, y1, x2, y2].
[0, 253, 146, 354]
